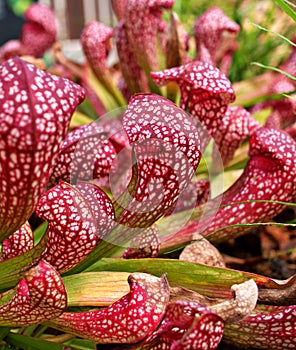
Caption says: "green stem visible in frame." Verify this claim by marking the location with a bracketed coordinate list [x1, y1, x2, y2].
[273, 0, 296, 21]
[0, 327, 10, 341]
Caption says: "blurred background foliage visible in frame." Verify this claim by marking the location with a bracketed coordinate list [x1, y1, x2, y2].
[2, 0, 294, 84]
[172, 0, 295, 82]
[7, 0, 34, 16]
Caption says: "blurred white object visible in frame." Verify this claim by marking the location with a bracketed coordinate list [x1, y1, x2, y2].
[39, 0, 116, 40]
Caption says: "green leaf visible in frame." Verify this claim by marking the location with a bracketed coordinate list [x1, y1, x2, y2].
[85, 67, 126, 109]
[86, 258, 270, 299]
[273, 0, 296, 22]
[70, 110, 95, 129]
[76, 99, 98, 120]
[63, 271, 130, 306]
[0, 327, 10, 341]
[64, 338, 97, 350]
[7, 0, 33, 16]
[33, 222, 48, 245]
[252, 107, 273, 125]
[0, 232, 48, 290]
[4, 333, 64, 350]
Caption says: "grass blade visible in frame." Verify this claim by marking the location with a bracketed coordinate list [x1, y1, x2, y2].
[251, 62, 296, 80]
[250, 21, 296, 46]
[5, 333, 64, 350]
[273, 0, 296, 21]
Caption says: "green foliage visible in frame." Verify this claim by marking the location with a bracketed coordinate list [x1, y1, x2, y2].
[274, 0, 296, 21]
[4, 333, 64, 350]
[7, 0, 34, 16]
[173, 0, 295, 82]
